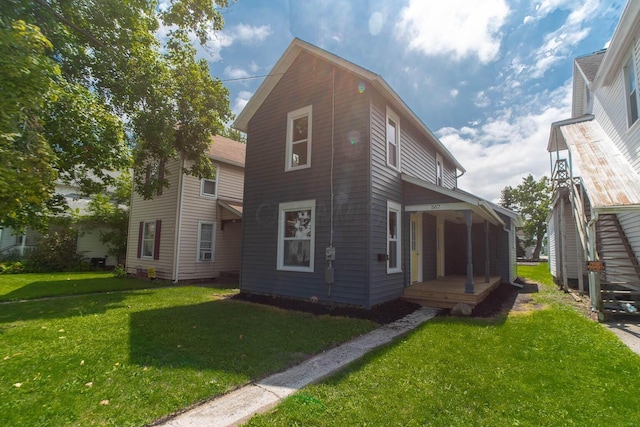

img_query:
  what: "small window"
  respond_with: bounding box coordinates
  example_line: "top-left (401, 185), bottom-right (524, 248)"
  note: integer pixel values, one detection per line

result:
top-left (142, 221), bottom-right (156, 258)
top-left (625, 57), bottom-right (639, 126)
top-left (286, 106), bottom-right (312, 171)
top-left (197, 221), bottom-right (216, 262)
top-left (201, 178), bottom-right (217, 198)
top-left (277, 200), bottom-right (315, 272)
top-left (436, 153), bottom-right (443, 186)
top-left (386, 107), bottom-right (401, 170)
top-left (387, 200), bottom-right (402, 273)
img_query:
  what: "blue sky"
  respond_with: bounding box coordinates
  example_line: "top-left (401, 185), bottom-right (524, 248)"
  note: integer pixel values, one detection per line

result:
top-left (195, 0), bottom-right (626, 201)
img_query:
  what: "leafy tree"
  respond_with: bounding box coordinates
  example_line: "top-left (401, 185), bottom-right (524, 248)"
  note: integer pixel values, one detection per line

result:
top-left (221, 126), bottom-right (247, 143)
top-left (82, 173), bottom-right (132, 261)
top-left (1, 0), bottom-right (233, 230)
top-left (500, 175), bottom-right (551, 260)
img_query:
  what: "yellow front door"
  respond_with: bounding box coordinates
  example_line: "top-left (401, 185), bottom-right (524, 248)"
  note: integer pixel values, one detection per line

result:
top-left (410, 213), bottom-right (422, 283)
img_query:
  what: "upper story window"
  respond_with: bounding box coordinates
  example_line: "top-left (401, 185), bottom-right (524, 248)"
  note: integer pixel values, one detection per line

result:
top-left (200, 166), bottom-right (218, 198)
top-left (386, 107), bottom-right (401, 170)
top-left (624, 57), bottom-right (639, 126)
top-left (277, 200), bottom-right (315, 272)
top-left (286, 105), bottom-right (312, 171)
top-left (435, 153), bottom-right (443, 186)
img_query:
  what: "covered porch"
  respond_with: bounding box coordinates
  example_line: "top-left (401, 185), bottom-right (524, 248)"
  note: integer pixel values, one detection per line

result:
top-left (403, 275), bottom-right (502, 308)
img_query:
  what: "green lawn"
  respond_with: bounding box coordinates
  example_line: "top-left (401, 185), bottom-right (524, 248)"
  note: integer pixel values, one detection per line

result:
top-left (247, 264), bottom-right (640, 426)
top-left (0, 272), bottom-right (161, 301)
top-left (0, 284), bottom-right (376, 426)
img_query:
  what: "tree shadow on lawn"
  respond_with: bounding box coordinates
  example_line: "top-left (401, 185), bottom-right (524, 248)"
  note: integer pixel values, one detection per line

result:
top-left (129, 299), bottom-right (357, 377)
top-left (0, 291), bottom-right (152, 327)
top-left (0, 277), bottom-right (157, 302)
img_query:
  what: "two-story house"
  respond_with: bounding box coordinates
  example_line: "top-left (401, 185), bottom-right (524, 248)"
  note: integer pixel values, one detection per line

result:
top-left (547, 0), bottom-right (640, 319)
top-left (125, 135), bottom-right (245, 282)
top-left (233, 38), bottom-right (519, 310)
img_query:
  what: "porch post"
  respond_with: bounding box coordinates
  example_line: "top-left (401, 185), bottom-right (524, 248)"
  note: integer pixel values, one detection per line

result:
top-left (485, 220), bottom-right (490, 283)
top-left (464, 210), bottom-right (474, 293)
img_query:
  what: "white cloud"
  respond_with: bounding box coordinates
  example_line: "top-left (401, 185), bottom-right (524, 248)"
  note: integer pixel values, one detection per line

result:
top-left (450, 89), bottom-right (459, 98)
top-left (394, 0), bottom-right (510, 64)
top-left (224, 66), bottom-right (251, 80)
top-left (232, 24), bottom-right (272, 44)
top-left (437, 83), bottom-right (572, 201)
top-left (232, 91), bottom-right (253, 116)
top-left (200, 24), bottom-right (272, 62)
top-left (474, 91), bottom-right (491, 108)
top-left (529, 27), bottom-right (590, 78)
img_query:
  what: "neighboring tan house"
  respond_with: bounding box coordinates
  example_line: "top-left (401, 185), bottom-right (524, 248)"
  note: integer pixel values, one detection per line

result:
top-left (547, 0), bottom-right (640, 318)
top-left (125, 135), bottom-right (245, 282)
top-left (233, 38), bottom-right (519, 310)
top-left (0, 181), bottom-right (121, 267)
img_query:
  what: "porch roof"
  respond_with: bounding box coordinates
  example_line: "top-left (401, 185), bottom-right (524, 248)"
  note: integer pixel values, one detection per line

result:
top-left (548, 119), bottom-right (640, 211)
top-left (401, 174), bottom-right (517, 227)
top-left (218, 199), bottom-right (243, 218)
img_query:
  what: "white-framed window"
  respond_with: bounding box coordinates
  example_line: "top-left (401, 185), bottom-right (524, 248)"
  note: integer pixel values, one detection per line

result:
top-left (435, 153), bottom-right (443, 186)
top-left (386, 107), bottom-right (401, 170)
top-left (142, 221), bottom-right (156, 258)
top-left (277, 200), bottom-right (315, 272)
top-left (387, 200), bottom-right (402, 273)
top-left (286, 105), bottom-right (312, 171)
top-left (200, 172), bottom-right (218, 198)
top-left (625, 57), bottom-right (639, 127)
top-left (197, 221), bottom-right (216, 262)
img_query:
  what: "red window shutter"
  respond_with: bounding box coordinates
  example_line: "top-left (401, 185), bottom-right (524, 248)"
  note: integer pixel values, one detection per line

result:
top-left (137, 221), bottom-right (143, 258)
top-left (153, 219), bottom-right (161, 260)
top-left (157, 159), bottom-right (165, 196)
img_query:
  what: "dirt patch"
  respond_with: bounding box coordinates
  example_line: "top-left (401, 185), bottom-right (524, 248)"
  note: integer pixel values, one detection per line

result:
top-left (232, 292), bottom-right (423, 325)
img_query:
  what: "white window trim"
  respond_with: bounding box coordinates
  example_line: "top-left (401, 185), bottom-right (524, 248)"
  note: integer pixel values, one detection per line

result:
top-left (200, 167), bottom-right (219, 198)
top-left (386, 106), bottom-right (401, 171)
top-left (285, 105), bottom-right (312, 171)
top-left (624, 55), bottom-right (640, 128)
top-left (277, 200), bottom-right (316, 272)
top-left (435, 153), bottom-right (443, 186)
top-left (387, 200), bottom-right (402, 274)
top-left (142, 220), bottom-right (155, 259)
top-left (196, 220), bottom-right (216, 262)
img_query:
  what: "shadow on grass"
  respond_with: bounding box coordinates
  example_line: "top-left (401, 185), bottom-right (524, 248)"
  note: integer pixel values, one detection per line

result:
top-left (0, 277), bottom-right (156, 302)
top-left (0, 291), bottom-right (151, 326)
top-left (129, 299), bottom-right (354, 377)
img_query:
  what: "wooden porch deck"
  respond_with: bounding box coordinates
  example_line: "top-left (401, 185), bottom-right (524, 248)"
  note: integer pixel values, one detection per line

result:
top-left (403, 276), bottom-right (502, 309)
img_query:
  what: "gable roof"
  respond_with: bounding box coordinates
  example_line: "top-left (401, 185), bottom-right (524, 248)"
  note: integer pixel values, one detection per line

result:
top-left (575, 50), bottom-right (606, 83)
top-left (233, 38), bottom-right (465, 174)
top-left (208, 135), bottom-right (246, 168)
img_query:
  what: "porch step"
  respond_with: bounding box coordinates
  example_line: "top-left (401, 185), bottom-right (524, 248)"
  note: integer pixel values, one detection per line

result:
top-left (403, 276), bottom-right (502, 309)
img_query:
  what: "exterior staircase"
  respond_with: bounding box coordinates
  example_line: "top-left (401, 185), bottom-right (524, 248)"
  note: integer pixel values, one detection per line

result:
top-left (596, 213), bottom-right (640, 315)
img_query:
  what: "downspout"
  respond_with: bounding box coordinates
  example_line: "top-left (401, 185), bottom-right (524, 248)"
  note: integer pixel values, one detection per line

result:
top-left (173, 159), bottom-right (186, 283)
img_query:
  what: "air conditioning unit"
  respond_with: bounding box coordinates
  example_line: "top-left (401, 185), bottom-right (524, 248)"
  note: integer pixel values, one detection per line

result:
top-left (201, 251), bottom-right (212, 260)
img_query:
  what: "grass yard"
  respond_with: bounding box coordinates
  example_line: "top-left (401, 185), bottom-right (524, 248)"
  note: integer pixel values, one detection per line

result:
top-left (0, 272), bottom-right (162, 301)
top-left (247, 264), bottom-right (640, 426)
top-left (0, 284), bottom-right (376, 426)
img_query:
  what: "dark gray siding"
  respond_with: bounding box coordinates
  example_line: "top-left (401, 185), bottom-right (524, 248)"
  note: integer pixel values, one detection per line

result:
top-left (241, 52), bottom-right (371, 306)
top-left (369, 97), bottom-right (405, 306)
top-left (496, 218), bottom-right (512, 281)
top-left (400, 119), bottom-right (458, 189)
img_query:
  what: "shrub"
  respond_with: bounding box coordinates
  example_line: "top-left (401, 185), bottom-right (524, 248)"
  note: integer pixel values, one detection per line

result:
top-left (0, 261), bottom-right (26, 274)
top-left (27, 228), bottom-right (87, 272)
top-left (112, 264), bottom-right (126, 278)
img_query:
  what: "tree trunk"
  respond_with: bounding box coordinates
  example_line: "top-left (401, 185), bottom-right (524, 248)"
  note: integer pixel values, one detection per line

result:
top-left (532, 231), bottom-right (544, 260)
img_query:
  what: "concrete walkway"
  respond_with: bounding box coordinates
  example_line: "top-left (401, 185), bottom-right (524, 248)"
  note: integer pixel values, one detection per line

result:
top-left (156, 307), bottom-right (439, 427)
top-left (604, 319), bottom-right (640, 356)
